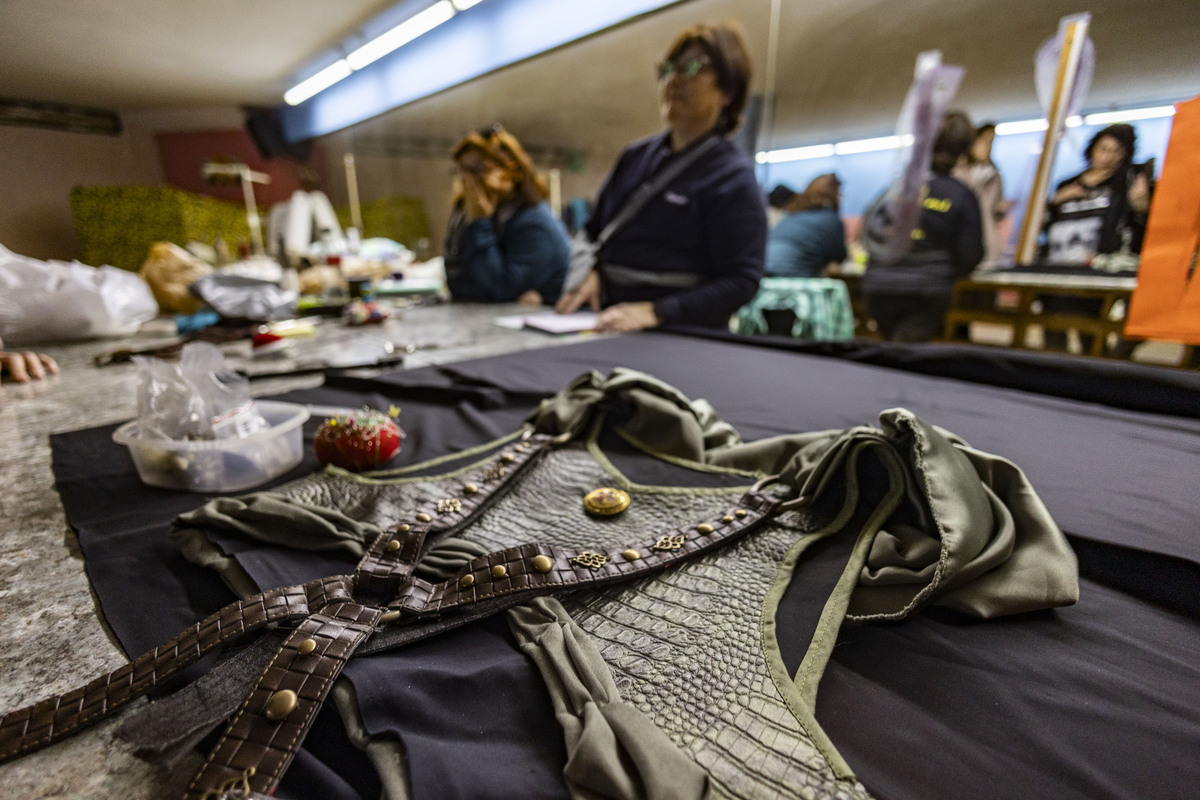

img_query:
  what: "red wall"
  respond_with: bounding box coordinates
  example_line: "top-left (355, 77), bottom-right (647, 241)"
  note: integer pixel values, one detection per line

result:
top-left (155, 129), bottom-right (316, 207)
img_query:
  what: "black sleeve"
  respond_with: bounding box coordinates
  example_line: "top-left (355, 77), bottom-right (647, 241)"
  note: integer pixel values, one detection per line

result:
top-left (949, 182), bottom-right (985, 276)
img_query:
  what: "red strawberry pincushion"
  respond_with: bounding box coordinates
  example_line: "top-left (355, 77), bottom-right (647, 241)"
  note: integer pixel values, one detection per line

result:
top-left (314, 407), bottom-right (404, 471)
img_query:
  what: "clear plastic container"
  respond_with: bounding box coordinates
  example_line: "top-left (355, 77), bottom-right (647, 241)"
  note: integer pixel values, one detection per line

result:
top-left (113, 401), bottom-right (310, 492)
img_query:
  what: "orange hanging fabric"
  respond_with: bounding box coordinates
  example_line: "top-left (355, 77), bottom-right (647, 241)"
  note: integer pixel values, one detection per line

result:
top-left (1126, 96), bottom-right (1200, 343)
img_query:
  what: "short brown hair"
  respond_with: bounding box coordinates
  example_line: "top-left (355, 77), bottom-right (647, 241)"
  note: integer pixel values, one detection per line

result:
top-left (452, 124), bottom-right (548, 206)
top-left (663, 21), bottom-right (753, 135)
top-left (931, 110), bottom-right (973, 175)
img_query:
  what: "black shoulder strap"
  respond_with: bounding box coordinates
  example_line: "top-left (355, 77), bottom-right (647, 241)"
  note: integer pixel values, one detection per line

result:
top-left (594, 134), bottom-right (721, 251)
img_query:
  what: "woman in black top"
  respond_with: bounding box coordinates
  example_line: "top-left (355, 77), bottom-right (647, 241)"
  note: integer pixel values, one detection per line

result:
top-left (862, 111), bottom-right (984, 342)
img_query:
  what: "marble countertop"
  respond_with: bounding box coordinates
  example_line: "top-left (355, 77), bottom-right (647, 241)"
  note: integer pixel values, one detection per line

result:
top-left (0, 301), bottom-right (595, 798)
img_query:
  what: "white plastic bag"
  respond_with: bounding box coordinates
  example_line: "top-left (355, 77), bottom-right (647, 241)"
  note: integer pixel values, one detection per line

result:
top-left (0, 244), bottom-right (158, 343)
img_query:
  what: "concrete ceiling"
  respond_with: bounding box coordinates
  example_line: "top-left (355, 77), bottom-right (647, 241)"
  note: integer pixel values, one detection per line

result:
top-left (2, 0), bottom-right (1196, 154)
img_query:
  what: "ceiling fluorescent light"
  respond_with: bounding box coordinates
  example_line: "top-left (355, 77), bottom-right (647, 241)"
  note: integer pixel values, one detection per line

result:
top-left (995, 118), bottom-right (1048, 136)
top-left (284, 59), bottom-right (352, 106)
top-left (757, 143), bottom-right (836, 164)
top-left (1084, 105), bottom-right (1176, 125)
top-left (834, 136), bottom-right (902, 155)
top-left (451, 0), bottom-right (483, 9)
top-left (347, 0), bottom-right (456, 71)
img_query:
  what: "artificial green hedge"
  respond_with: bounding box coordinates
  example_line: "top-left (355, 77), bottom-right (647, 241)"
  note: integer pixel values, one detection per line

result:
top-left (335, 195), bottom-right (430, 251)
top-left (71, 185), bottom-right (252, 271)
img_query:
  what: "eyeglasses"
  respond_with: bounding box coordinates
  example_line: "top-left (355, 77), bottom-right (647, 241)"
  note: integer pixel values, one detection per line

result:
top-left (655, 55), bottom-right (712, 82)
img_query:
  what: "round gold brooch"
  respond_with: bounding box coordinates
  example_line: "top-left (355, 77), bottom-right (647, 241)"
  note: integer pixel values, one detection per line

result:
top-left (583, 487), bottom-right (631, 516)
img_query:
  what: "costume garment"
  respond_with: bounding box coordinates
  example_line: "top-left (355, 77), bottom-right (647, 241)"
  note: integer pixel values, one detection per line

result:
top-left (863, 174), bottom-right (983, 341)
top-left (765, 208), bottom-right (847, 278)
top-left (444, 199), bottom-right (569, 304)
top-left (1042, 168), bottom-right (1146, 265)
top-left (585, 133), bottom-right (767, 326)
top-left (0, 370), bottom-right (1076, 799)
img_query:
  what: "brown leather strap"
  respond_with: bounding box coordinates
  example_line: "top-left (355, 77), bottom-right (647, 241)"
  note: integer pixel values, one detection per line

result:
top-left (379, 491), bottom-right (777, 623)
top-left (183, 601), bottom-right (383, 799)
top-left (353, 434), bottom-right (552, 596)
top-left (0, 581), bottom-right (326, 763)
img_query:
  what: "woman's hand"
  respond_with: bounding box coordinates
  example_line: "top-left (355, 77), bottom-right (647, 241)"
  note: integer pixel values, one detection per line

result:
top-left (0, 337), bottom-right (58, 385)
top-left (517, 290), bottom-right (544, 307)
top-left (461, 173), bottom-right (497, 220)
top-left (596, 302), bottom-right (659, 333)
top-left (1127, 172), bottom-right (1151, 215)
top-left (1052, 182), bottom-right (1087, 205)
top-left (555, 270), bottom-right (602, 314)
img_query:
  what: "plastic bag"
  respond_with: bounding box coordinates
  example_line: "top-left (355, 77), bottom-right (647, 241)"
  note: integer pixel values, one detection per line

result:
top-left (133, 342), bottom-right (267, 441)
top-left (0, 244), bottom-right (158, 343)
top-left (190, 273), bottom-right (298, 321)
top-left (139, 242), bottom-right (213, 314)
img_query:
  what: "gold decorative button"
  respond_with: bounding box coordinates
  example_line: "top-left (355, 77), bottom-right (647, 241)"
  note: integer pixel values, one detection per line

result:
top-left (571, 551), bottom-right (611, 569)
top-left (697, 523), bottom-right (715, 535)
top-left (500, 452), bottom-right (515, 463)
top-left (438, 498), bottom-right (463, 514)
top-left (379, 610), bottom-right (401, 624)
top-left (463, 483), bottom-right (479, 494)
top-left (265, 690), bottom-right (299, 721)
top-left (297, 638), bottom-right (317, 655)
top-left (397, 523), bottom-right (411, 533)
top-left (460, 574), bottom-right (475, 588)
top-left (491, 565), bottom-right (508, 579)
top-left (386, 539), bottom-right (401, 552)
top-left (416, 512), bottom-right (433, 523)
top-left (532, 555), bottom-right (554, 573)
top-left (721, 515), bottom-right (734, 523)
top-left (583, 487), bottom-right (631, 516)
top-left (653, 535), bottom-right (686, 551)
top-left (622, 549), bottom-right (641, 561)
top-left (735, 509), bottom-right (747, 518)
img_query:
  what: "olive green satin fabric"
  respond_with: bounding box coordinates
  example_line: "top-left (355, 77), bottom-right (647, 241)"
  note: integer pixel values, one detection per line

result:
top-left (508, 598), bottom-right (709, 800)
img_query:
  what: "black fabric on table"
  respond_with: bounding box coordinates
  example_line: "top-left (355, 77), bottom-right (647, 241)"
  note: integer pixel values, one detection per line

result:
top-left (50, 331), bottom-right (1200, 800)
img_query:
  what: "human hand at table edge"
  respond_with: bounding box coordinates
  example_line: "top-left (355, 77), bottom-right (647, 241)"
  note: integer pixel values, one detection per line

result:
top-left (596, 302), bottom-right (659, 333)
top-left (0, 336), bottom-right (58, 385)
top-left (555, 270), bottom-right (602, 314)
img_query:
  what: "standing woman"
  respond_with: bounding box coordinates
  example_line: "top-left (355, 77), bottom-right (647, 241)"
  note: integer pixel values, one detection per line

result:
top-left (444, 125), bottom-right (570, 306)
top-left (953, 123), bottom-right (1008, 267)
top-left (862, 111), bottom-right (984, 342)
top-left (556, 21), bottom-right (767, 331)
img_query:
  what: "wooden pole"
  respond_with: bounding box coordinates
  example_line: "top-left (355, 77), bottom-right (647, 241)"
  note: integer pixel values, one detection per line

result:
top-left (1015, 13), bottom-right (1091, 265)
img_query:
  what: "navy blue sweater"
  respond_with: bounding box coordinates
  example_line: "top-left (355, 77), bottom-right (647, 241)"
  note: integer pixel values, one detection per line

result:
top-left (445, 201), bottom-right (569, 304)
top-left (585, 133), bottom-right (767, 327)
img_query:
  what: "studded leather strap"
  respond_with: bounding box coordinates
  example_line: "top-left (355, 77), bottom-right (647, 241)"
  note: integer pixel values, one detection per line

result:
top-left (0, 580), bottom-right (335, 762)
top-left (183, 601), bottom-right (383, 800)
top-left (354, 435), bottom-right (551, 597)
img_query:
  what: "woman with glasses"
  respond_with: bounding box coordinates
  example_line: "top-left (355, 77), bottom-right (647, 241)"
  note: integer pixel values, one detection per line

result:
top-left (555, 21), bottom-right (766, 331)
top-left (444, 125), bottom-right (570, 306)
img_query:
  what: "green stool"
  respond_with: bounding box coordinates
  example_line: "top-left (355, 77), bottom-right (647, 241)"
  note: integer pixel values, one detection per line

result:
top-left (736, 277), bottom-right (855, 340)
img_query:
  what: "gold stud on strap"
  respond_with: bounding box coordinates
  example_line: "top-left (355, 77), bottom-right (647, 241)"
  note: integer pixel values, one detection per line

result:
top-left (379, 610), bottom-right (401, 624)
top-left (697, 523), bottom-right (714, 535)
top-left (500, 452), bottom-right (515, 463)
top-left (622, 549), bottom-right (642, 561)
top-left (491, 565), bottom-right (508, 579)
top-left (416, 512), bottom-right (433, 523)
top-left (532, 555), bottom-right (554, 573)
top-left (734, 509), bottom-right (747, 518)
top-left (397, 523), bottom-right (411, 533)
top-left (721, 515), bottom-right (734, 523)
top-left (460, 574), bottom-right (475, 588)
top-left (463, 483), bottom-right (479, 494)
top-left (296, 638), bottom-right (317, 655)
top-left (583, 487), bottom-right (631, 516)
top-left (264, 689), bottom-right (299, 721)
top-left (386, 539), bottom-right (401, 553)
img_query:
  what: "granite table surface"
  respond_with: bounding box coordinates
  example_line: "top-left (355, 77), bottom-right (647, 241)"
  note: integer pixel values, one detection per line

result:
top-left (0, 301), bottom-right (597, 798)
